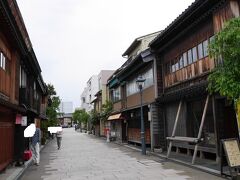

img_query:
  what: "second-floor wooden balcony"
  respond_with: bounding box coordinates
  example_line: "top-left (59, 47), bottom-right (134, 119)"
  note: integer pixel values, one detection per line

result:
top-left (164, 57), bottom-right (215, 88)
top-left (19, 87), bottom-right (40, 113)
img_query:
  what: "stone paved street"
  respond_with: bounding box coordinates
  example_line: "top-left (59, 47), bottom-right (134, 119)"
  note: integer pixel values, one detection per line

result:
top-left (20, 128), bottom-right (224, 180)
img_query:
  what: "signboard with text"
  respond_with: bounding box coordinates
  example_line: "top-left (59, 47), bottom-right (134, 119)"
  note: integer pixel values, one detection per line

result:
top-left (222, 139), bottom-right (240, 167)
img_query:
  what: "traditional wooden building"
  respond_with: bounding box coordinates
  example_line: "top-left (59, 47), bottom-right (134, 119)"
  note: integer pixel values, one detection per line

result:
top-left (150, 0), bottom-right (240, 164)
top-left (0, 0), bottom-right (47, 171)
top-left (107, 32), bottom-right (161, 146)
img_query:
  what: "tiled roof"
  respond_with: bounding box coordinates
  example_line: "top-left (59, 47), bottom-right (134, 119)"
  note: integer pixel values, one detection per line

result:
top-left (150, 0), bottom-right (220, 48)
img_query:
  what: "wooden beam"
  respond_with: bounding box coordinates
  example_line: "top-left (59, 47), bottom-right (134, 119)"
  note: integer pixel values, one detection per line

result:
top-left (192, 95), bottom-right (209, 164)
top-left (167, 100), bottom-right (182, 158)
top-left (212, 95), bottom-right (220, 162)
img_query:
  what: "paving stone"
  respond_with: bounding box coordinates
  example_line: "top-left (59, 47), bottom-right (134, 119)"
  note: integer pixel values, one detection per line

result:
top-left (20, 128), bottom-right (224, 180)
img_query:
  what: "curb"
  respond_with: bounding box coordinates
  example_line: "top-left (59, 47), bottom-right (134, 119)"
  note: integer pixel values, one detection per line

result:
top-left (5, 139), bottom-right (52, 180)
top-left (8, 158), bottom-right (33, 180)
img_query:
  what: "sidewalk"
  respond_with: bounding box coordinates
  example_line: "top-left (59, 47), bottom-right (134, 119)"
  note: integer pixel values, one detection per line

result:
top-left (87, 133), bottom-right (225, 179)
top-left (114, 141), bottom-right (222, 177)
top-left (0, 139), bottom-right (52, 180)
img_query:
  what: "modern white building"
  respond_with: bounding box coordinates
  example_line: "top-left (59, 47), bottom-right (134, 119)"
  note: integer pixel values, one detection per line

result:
top-left (80, 71), bottom-right (115, 113)
top-left (80, 87), bottom-right (88, 111)
top-left (58, 102), bottom-right (73, 127)
top-left (80, 75), bottom-right (99, 112)
top-left (59, 102), bottom-right (73, 114)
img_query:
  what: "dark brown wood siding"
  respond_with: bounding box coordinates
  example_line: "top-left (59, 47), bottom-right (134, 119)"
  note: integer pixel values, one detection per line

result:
top-left (128, 128), bottom-right (150, 144)
top-left (162, 19), bottom-right (214, 88)
top-left (0, 111), bottom-right (14, 171)
top-left (126, 86), bottom-right (155, 108)
top-left (213, 1), bottom-right (240, 33)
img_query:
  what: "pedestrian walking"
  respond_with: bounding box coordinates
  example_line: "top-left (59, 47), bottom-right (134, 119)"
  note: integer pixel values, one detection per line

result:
top-left (31, 119), bottom-right (41, 166)
top-left (56, 128), bottom-right (63, 150)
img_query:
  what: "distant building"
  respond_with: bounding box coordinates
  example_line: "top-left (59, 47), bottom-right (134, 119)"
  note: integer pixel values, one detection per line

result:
top-left (80, 88), bottom-right (88, 111)
top-left (58, 113), bottom-right (73, 127)
top-left (92, 70), bottom-right (115, 136)
top-left (59, 102), bottom-right (73, 114)
top-left (80, 75), bottom-right (98, 112)
top-left (58, 102), bottom-right (73, 127)
top-left (98, 70), bottom-right (115, 104)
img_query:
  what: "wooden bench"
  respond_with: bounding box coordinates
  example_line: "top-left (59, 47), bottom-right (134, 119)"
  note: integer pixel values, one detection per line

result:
top-left (167, 96), bottom-right (211, 164)
top-left (171, 141), bottom-right (216, 160)
top-left (167, 136), bottom-right (202, 143)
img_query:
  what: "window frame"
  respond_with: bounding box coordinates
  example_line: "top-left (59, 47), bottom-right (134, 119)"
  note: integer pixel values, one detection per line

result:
top-left (197, 42), bottom-right (204, 60)
top-left (187, 49), bottom-right (193, 64)
top-left (192, 46), bottom-right (198, 62)
top-left (0, 52), bottom-right (6, 70)
top-left (183, 52), bottom-right (188, 67)
top-left (179, 55), bottom-right (183, 69)
top-left (203, 39), bottom-right (209, 57)
top-left (111, 86), bottom-right (121, 102)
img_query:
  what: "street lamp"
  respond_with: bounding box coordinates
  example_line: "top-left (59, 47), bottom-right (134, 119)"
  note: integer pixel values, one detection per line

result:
top-left (136, 76), bottom-right (146, 155)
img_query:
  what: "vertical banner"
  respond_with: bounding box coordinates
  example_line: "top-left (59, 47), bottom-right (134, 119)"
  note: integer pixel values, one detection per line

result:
top-left (15, 114), bottom-right (22, 124)
top-left (148, 111), bottom-right (152, 121)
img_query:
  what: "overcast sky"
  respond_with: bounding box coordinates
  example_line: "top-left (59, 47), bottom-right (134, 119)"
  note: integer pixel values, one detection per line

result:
top-left (17, 0), bottom-right (195, 108)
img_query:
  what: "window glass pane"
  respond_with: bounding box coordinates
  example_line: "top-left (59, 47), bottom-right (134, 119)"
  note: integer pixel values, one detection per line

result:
top-left (179, 56), bottom-right (183, 69)
top-left (183, 52), bottom-right (188, 67)
top-left (203, 40), bottom-right (209, 57)
top-left (126, 68), bottom-right (153, 96)
top-left (112, 86), bottom-right (121, 101)
top-left (19, 66), bottom-right (22, 87)
top-left (210, 35), bottom-right (215, 43)
top-left (188, 49), bottom-right (193, 64)
top-left (20, 67), bottom-right (27, 88)
top-left (23, 70), bottom-right (27, 87)
top-left (127, 79), bottom-right (137, 96)
top-left (2, 56), bottom-right (5, 70)
top-left (192, 47), bottom-right (197, 62)
top-left (0, 53), bottom-right (2, 68)
top-left (171, 64), bottom-right (175, 72)
top-left (198, 43), bottom-right (203, 59)
top-left (175, 61), bottom-right (179, 71)
top-left (144, 68), bottom-right (153, 88)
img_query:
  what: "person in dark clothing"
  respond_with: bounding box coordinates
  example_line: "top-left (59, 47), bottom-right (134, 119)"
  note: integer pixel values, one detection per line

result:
top-left (56, 127), bottom-right (63, 150)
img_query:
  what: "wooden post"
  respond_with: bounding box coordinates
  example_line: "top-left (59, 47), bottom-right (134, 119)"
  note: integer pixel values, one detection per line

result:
top-left (212, 95), bottom-right (220, 163)
top-left (167, 100), bottom-right (182, 158)
top-left (172, 100), bottom-right (183, 137)
top-left (192, 95), bottom-right (209, 164)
